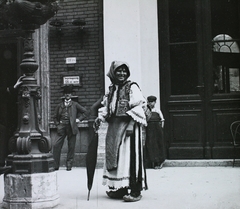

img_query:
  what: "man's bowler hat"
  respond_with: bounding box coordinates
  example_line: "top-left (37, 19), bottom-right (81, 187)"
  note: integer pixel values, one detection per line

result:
top-left (61, 85), bottom-right (75, 94)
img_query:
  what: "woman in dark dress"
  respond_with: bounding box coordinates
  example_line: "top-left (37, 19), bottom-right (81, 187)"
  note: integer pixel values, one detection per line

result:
top-left (145, 95), bottom-right (165, 169)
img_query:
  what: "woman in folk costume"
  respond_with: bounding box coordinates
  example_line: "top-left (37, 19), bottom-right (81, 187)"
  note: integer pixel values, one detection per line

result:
top-left (94, 61), bottom-right (148, 202)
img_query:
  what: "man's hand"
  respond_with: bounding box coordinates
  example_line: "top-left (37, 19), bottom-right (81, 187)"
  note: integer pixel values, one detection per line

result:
top-left (76, 118), bottom-right (80, 123)
top-left (93, 117), bottom-right (102, 132)
top-left (14, 75), bottom-right (26, 89)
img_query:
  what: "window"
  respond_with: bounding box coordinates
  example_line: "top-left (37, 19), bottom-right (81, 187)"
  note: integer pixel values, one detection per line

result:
top-left (169, 0), bottom-right (198, 95)
top-left (211, 0), bottom-right (240, 93)
top-left (212, 34), bottom-right (240, 93)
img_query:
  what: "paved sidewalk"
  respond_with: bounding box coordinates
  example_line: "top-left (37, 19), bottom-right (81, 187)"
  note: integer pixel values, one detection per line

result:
top-left (1, 161), bottom-right (240, 209)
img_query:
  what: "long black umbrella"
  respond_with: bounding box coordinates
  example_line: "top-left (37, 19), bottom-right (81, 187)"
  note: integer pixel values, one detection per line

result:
top-left (86, 123), bottom-right (99, 200)
top-left (86, 97), bottom-right (103, 200)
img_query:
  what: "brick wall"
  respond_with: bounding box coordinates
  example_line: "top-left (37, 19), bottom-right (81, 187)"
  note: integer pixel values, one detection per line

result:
top-left (49, 0), bottom-right (104, 120)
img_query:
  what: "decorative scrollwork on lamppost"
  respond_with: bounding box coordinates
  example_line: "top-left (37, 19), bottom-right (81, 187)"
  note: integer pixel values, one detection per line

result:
top-left (0, 0), bottom-right (59, 173)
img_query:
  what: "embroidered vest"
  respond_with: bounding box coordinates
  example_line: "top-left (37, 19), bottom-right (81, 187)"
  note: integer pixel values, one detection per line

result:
top-left (107, 81), bottom-right (138, 118)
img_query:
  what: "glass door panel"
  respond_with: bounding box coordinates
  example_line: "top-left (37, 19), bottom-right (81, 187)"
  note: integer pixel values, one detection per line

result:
top-left (211, 0), bottom-right (240, 94)
top-left (170, 44), bottom-right (198, 95)
top-left (169, 0), bottom-right (198, 96)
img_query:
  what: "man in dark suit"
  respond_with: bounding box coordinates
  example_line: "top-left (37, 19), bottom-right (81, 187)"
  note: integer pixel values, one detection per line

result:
top-left (53, 85), bottom-right (88, 171)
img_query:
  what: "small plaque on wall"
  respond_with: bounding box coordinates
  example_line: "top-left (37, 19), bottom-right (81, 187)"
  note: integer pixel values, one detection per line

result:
top-left (63, 76), bottom-right (81, 86)
top-left (66, 57), bottom-right (76, 64)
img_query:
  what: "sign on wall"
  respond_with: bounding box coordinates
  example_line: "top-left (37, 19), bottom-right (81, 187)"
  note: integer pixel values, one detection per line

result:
top-left (62, 75), bottom-right (81, 86)
top-left (66, 57), bottom-right (76, 64)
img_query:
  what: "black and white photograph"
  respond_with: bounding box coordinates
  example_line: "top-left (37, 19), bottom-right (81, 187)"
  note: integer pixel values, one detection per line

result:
top-left (0, 0), bottom-right (240, 208)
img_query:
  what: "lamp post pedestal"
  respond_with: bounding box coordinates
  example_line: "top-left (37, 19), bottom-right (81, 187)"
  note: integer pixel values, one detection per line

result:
top-left (3, 172), bottom-right (58, 209)
top-left (0, 1), bottom-right (60, 208)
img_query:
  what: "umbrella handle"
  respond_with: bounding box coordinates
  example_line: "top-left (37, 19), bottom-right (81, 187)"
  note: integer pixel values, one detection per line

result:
top-left (93, 122), bottom-right (99, 133)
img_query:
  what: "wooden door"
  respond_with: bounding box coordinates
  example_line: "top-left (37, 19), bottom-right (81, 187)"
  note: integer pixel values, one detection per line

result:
top-left (159, 0), bottom-right (240, 159)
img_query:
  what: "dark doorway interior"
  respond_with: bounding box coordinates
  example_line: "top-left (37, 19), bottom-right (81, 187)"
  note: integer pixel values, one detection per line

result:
top-left (0, 43), bottom-right (18, 166)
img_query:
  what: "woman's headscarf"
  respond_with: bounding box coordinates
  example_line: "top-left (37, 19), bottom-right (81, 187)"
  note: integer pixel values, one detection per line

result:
top-left (107, 61), bottom-right (130, 84)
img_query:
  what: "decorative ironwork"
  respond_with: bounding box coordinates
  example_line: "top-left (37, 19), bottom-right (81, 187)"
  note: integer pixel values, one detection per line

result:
top-left (16, 136), bottom-right (31, 154)
top-left (21, 86), bottom-right (30, 107)
top-left (39, 136), bottom-right (51, 153)
top-left (0, 0), bottom-right (59, 30)
top-left (36, 86), bottom-right (42, 99)
top-left (22, 113), bottom-right (30, 124)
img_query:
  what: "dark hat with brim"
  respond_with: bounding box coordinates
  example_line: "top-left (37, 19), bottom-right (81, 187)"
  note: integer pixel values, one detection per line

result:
top-left (147, 95), bottom-right (157, 102)
top-left (61, 85), bottom-right (75, 94)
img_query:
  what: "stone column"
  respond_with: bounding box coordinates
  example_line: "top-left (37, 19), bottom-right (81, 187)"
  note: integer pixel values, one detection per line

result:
top-left (34, 23), bottom-right (51, 136)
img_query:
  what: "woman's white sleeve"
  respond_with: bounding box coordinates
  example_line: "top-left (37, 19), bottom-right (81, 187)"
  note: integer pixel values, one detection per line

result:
top-left (126, 84), bottom-right (147, 126)
top-left (98, 94), bottom-right (108, 122)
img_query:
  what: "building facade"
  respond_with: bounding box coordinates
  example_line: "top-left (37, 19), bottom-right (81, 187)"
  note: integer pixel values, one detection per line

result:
top-left (0, 0), bottom-right (239, 167)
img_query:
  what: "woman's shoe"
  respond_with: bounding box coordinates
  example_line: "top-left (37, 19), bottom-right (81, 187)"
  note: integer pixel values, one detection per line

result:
top-left (123, 194), bottom-right (142, 202)
top-left (155, 161), bottom-right (165, 169)
top-left (106, 188), bottom-right (128, 199)
top-left (158, 162), bottom-right (164, 169)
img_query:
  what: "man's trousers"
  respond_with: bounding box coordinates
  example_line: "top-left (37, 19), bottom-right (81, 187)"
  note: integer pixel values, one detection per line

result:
top-left (53, 123), bottom-right (77, 169)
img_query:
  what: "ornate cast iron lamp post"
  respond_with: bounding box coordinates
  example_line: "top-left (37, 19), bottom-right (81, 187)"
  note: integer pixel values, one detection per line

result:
top-left (0, 0), bottom-right (60, 208)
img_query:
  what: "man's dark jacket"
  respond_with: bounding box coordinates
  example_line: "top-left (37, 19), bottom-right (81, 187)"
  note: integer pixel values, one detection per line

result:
top-left (54, 101), bottom-right (87, 135)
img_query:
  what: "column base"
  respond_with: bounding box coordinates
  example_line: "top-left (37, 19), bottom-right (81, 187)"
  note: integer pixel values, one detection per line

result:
top-left (6, 153), bottom-right (55, 174)
top-left (3, 172), bottom-right (59, 209)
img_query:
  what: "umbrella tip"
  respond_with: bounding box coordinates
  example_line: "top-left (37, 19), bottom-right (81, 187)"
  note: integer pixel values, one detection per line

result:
top-left (87, 190), bottom-right (90, 201)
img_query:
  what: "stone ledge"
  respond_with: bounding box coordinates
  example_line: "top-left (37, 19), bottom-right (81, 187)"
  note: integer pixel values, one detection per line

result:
top-left (164, 159), bottom-right (239, 167)
top-left (49, 120), bottom-right (89, 129)
top-left (94, 160), bottom-right (240, 169)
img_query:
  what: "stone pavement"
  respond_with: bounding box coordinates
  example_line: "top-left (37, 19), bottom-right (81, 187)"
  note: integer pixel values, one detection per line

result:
top-left (0, 160), bottom-right (240, 209)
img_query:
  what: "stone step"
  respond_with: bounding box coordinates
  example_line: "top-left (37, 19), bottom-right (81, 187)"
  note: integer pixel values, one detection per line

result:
top-left (164, 159), bottom-right (239, 167)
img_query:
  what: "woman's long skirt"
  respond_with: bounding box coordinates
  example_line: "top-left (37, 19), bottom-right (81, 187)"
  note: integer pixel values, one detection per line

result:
top-left (102, 117), bottom-right (147, 191)
top-left (145, 121), bottom-right (165, 165)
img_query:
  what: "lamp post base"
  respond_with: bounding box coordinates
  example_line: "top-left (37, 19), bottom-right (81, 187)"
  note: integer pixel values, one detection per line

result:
top-left (6, 153), bottom-right (55, 174)
top-left (3, 172), bottom-right (59, 209)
